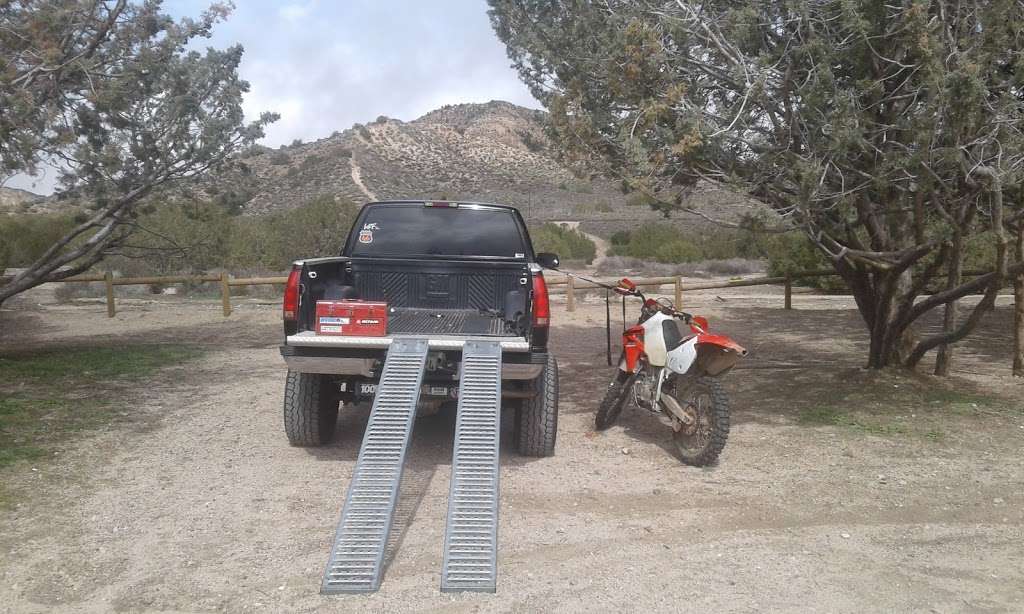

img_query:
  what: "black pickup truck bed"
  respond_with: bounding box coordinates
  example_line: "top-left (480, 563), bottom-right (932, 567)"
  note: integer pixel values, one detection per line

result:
top-left (278, 200), bottom-right (558, 458)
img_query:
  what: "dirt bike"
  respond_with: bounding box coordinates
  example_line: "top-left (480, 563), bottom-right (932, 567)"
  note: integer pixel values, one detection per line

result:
top-left (595, 278), bottom-right (747, 466)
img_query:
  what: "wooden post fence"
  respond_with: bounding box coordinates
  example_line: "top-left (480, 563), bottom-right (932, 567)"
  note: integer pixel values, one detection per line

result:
top-left (220, 272), bottom-right (232, 317)
top-left (566, 275), bottom-right (576, 312)
top-left (104, 271), bottom-right (115, 318)
top-left (784, 275), bottom-right (793, 310)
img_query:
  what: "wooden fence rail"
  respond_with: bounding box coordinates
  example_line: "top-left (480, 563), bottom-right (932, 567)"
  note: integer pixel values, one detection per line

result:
top-left (0, 272), bottom-right (290, 317)
top-left (0, 267), bottom-right (1007, 317)
top-left (545, 270), bottom-right (839, 313)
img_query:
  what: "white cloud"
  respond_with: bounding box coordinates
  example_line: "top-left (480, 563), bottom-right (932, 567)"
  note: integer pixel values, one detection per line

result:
top-left (277, 0), bottom-right (318, 22)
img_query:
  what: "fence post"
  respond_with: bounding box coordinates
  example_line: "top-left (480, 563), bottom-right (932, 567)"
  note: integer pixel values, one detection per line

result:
top-left (675, 277), bottom-right (682, 307)
top-left (567, 275), bottom-right (576, 312)
top-left (784, 274), bottom-right (793, 310)
top-left (104, 271), bottom-right (115, 318)
top-left (220, 272), bottom-right (232, 317)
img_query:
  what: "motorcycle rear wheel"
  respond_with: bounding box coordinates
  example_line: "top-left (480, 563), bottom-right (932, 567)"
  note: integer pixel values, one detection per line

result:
top-left (664, 376), bottom-right (729, 466)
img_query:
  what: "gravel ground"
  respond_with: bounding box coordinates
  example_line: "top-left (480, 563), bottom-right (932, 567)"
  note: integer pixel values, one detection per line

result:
top-left (1, 288), bottom-right (1023, 613)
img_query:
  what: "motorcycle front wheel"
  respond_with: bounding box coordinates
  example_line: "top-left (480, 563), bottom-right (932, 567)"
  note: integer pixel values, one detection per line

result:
top-left (595, 369), bottom-right (632, 430)
top-left (663, 376), bottom-right (730, 466)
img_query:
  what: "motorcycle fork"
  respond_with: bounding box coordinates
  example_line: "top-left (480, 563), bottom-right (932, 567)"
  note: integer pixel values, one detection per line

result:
top-left (653, 367), bottom-right (668, 408)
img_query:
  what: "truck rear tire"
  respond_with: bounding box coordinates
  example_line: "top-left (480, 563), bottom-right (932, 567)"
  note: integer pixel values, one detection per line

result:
top-left (515, 354), bottom-right (558, 457)
top-left (283, 371), bottom-right (338, 446)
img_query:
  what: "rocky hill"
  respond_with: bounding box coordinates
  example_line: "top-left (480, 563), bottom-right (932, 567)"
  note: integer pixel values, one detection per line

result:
top-left (205, 100), bottom-right (636, 221)
top-left (5, 101), bottom-right (766, 229)
top-left (0, 186), bottom-right (46, 214)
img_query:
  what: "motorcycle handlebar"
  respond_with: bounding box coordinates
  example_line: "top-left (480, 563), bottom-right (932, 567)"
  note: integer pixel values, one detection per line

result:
top-left (608, 279), bottom-right (694, 325)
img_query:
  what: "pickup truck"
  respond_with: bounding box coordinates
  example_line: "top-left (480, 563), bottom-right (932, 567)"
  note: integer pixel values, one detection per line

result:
top-left (279, 200), bottom-right (560, 456)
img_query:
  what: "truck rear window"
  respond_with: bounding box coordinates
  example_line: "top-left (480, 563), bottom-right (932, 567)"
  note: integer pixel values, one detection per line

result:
top-left (347, 205), bottom-right (529, 258)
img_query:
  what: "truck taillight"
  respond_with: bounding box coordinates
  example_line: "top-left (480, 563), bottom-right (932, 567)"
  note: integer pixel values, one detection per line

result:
top-left (532, 272), bottom-right (550, 327)
top-left (283, 265), bottom-right (301, 321)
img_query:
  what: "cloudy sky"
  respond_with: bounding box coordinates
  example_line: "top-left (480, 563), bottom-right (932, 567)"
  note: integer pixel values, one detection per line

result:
top-left (8, 0), bottom-right (540, 194)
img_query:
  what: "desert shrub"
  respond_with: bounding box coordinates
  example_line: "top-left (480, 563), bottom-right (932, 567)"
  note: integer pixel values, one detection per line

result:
top-left (109, 196), bottom-right (358, 276)
top-left (626, 192), bottom-right (657, 207)
top-left (268, 151), bottom-right (290, 165)
top-left (300, 154), bottom-right (323, 170)
top-left (518, 129), bottom-right (545, 153)
top-left (762, 232), bottom-right (847, 291)
top-left (557, 179), bottom-right (594, 194)
top-left (227, 195), bottom-right (357, 271)
top-left (573, 201), bottom-right (613, 215)
top-left (609, 224), bottom-right (762, 263)
top-left (529, 223), bottom-right (596, 264)
top-left (0, 214), bottom-right (77, 271)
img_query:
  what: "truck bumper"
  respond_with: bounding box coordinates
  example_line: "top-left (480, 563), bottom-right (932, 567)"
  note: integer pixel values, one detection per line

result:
top-left (280, 336), bottom-right (546, 380)
top-left (285, 331), bottom-right (530, 352)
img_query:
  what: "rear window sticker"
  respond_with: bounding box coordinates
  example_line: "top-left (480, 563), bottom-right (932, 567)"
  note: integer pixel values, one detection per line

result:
top-left (359, 230), bottom-right (373, 244)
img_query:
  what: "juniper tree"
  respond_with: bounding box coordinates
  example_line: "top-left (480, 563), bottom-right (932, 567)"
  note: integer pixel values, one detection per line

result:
top-left (0, 1), bottom-right (276, 305)
top-left (490, 0), bottom-right (1024, 370)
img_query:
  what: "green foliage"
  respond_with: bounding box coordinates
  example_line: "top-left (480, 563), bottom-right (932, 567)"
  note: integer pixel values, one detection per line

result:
top-left (0, 1), bottom-right (275, 303)
top-left (762, 232), bottom-right (847, 292)
top-left (573, 201), bottom-right (613, 215)
top-left (269, 151), bottom-right (291, 166)
top-left (0, 214), bottom-right (76, 270)
top-left (625, 192), bottom-right (657, 207)
top-left (300, 154), bottom-right (323, 171)
top-left (557, 179), bottom-right (594, 194)
top-left (609, 224), bottom-right (761, 263)
top-left (529, 223), bottom-right (597, 264)
top-left (518, 129), bottom-right (545, 153)
top-left (118, 195), bottom-right (358, 274)
top-left (489, 0), bottom-right (1024, 368)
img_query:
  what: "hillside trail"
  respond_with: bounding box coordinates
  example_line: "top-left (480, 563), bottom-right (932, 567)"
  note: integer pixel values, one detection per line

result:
top-left (349, 155), bottom-right (377, 201)
top-left (549, 220), bottom-right (609, 273)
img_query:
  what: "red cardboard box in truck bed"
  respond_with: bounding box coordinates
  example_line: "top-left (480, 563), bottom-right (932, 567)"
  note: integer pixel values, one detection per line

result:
top-left (315, 300), bottom-right (389, 336)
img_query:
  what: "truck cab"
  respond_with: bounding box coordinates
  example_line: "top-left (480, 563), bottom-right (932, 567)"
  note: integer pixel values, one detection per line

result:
top-left (279, 200), bottom-right (559, 456)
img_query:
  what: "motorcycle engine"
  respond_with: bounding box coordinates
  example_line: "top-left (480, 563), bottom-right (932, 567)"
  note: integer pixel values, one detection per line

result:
top-left (631, 371), bottom-right (658, 412)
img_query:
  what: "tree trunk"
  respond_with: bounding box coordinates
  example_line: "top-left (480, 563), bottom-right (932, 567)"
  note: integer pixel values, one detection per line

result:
top-left (935, 232), bottom-right (963, 376)
top-left (863, 268), bottom-right (916, 369)
top-left (1014, 224), bottom-right (1024, 377)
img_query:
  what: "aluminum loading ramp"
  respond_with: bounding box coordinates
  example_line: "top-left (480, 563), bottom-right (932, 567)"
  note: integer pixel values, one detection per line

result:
top-left (321, 338), bottom-right (428, 594)
top-left (320, 338), bottom-right (504, 594)
top-left (441, 341), bottom-right (502, 592)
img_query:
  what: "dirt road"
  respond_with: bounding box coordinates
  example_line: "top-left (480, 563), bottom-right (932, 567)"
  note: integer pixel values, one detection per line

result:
top-left (1, 291), bottom-right (1023, 613)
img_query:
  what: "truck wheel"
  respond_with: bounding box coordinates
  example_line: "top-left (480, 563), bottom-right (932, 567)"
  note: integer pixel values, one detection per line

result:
top-left (516, 354), bottom-right (558, 457)
top-left (283, 371), bottom-right (338, 446)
